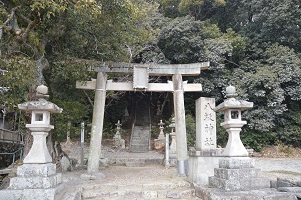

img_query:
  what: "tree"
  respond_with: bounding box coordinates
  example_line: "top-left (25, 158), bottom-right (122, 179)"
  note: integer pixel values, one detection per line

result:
top-left (231, 44), bottom-right (301, 148)
top-left (178, 0), bottom-right (225, 20)
top-left (0, 0), bottom-right (157, 158)
top-left (215, 0), bottom-right (301, 52)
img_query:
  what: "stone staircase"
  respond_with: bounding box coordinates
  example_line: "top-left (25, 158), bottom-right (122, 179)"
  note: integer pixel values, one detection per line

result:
top-left (130, 125), bottom-right (150, 153)
top-left (81, 180), bottom-right (196, 200)
top-left (130, 96), bottom-right (151, 153)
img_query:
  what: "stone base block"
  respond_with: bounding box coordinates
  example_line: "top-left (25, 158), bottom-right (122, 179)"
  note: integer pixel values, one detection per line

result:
top-left (0, 182), bottom-right (65, 200)
top-left (189, 149), bottom-right (224, 157)
top-left (17, 163), bottom-right (56, 177)
top-left (154, 139), bottom-right (165, 149)
top-left (219, 157), bottom-right (255, 169)
top-left (214, 168), bottom-right (260, 180)
top-left (188, 156), bottom-right (221, 185)
top-left (209, 176), bottom-right (270, 191)
top-left (168, 159), bottom-right (177, 167)
top-left (195, 185), bottom-right (298, 200)
top-left (9, 173), bottom-right (62, 189)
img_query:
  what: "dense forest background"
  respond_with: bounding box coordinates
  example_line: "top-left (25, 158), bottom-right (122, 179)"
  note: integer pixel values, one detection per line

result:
top-left (1, 0), bottom-right (301, 151)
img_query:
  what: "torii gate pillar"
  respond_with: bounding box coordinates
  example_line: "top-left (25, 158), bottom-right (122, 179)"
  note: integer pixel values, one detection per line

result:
top-left (173, 74), bottom-right (188, 176)
top-left (87, 72), bottom-right (107, 174)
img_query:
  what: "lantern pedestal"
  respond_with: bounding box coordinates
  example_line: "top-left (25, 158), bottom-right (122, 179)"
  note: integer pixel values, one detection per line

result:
top-left (220, 121), bottom-right (248, 157)
top-left (23, 124), bottom-right (54, 164)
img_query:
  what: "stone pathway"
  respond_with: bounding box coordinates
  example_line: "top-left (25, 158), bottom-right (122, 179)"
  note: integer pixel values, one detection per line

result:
top-left (59, 143), bottom-right (301, 200)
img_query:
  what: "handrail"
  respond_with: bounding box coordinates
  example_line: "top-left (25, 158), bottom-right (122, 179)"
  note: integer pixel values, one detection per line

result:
top-left (0, 147), bottom-right (23, 168)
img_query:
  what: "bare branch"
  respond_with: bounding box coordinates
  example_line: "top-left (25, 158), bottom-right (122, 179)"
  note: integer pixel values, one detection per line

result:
top-left (83, 91), bottom-right (94, 107)
top-left (17, 13), bottom-right (32, 23)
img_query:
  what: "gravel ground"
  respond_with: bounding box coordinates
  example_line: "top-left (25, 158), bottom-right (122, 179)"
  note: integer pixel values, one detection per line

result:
top-left (254, 157), bottom-right (301, 181)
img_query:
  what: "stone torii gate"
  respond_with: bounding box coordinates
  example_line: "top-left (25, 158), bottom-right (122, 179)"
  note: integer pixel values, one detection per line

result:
top-left (76, 62), bottom-right (209, 176)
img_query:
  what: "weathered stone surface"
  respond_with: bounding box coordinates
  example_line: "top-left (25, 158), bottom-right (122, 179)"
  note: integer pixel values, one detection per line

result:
top-left (277, 180), bottom-right (296, 188)
top-left (125, 160), bottom-right (146, 167)
top-left (277, 178), bottom-right (299, 187)
top-left (130, 126), bottom-right (150, 153)
top-left (195, 185), bottom-right (298, 200)
top-left (195, 97), bottom-right (216, 151)
top-left (154, 139), bottom-right (165, 150)
top-left (17, 163), bottom-right (56, 177)
top-left (214, 168), bottom-right (260, 180)
top-left (142, 190), bottom-right (157, 199)
top-left (80, 172), bottom-right (105, 180)
top-left (9, 173), bottom-right (62, 189)
top-left (209, 176), bottom-right (270, 191)
top-left (189, 149), bottom-right (224, 157)
top-left (99, 157), bottom-right (109, 168)
top-left (278, 187), bottom-right (301, 193)
top-left (166, 189), bottom-right (193, 199)
top-left (219, 157), bottom-right (255, 169)
top-left (145, 158), bottom-right (163, 165)
top-left (0, 182), bottom-right (65, 200)
top-left (188, 155), bottom-right (221, 185)
top-left (60, 156), bottom-right (71, 172)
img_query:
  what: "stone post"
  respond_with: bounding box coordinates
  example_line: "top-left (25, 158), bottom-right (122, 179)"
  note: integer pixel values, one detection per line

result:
top-left (165, 132), bottom-right (170, 168)
top-left (195, 97), bottom-right (216, 151)
top-left (188, 97), bottom-right (220, 185)
top-left (80, 121), bottom-right (85, 168)
top-left (87, 72), bottom-right (107, 175)
top-left (173, 74), bottom-right (188, 176)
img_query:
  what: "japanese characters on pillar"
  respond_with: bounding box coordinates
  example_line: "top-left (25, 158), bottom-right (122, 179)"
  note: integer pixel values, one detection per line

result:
top-left (195, 97), bottom-right (216, 151)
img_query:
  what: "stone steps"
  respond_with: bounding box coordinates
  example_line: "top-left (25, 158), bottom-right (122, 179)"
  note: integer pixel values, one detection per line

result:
top-left (130, 126), bottom-right (150, 153)
top-left (82, 181), bottom-right (196, 200)
top-left (109, 158), bottom-right (163, 166)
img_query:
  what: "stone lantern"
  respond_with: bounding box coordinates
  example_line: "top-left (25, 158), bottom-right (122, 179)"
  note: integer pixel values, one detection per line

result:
top-left (0, 85), bottom-right (64, 200)
top-left (214, 85), bottom-right (253, 157)
top-left (208, 86), bottom-right (270, 192)
top-left (18, 84), bottom-right (63, 163)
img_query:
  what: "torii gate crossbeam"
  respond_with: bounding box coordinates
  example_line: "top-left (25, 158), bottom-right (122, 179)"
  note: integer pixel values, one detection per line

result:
top-left (76, 62), bottom-right (209, 176)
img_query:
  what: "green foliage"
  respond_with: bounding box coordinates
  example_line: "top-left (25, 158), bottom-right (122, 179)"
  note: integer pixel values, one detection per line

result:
top-left (216, 113), bottom-right (228, 147)
top-left (178, 0), bottom-right (225, 20)
top-left (158, 16), bottom-right (206, 63)
top-left (159, 0), bottom-right (181, 18)
top-left (159, 0), bottom-right (226, 20)
top-left (232, 44), bottom-right (301, 132)
top-left (185, 114), bottom-right (196, 147)
top-left (51, 100), bottom-right (89, 141)
top-left (241, 130), bottom-right (274, 151)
